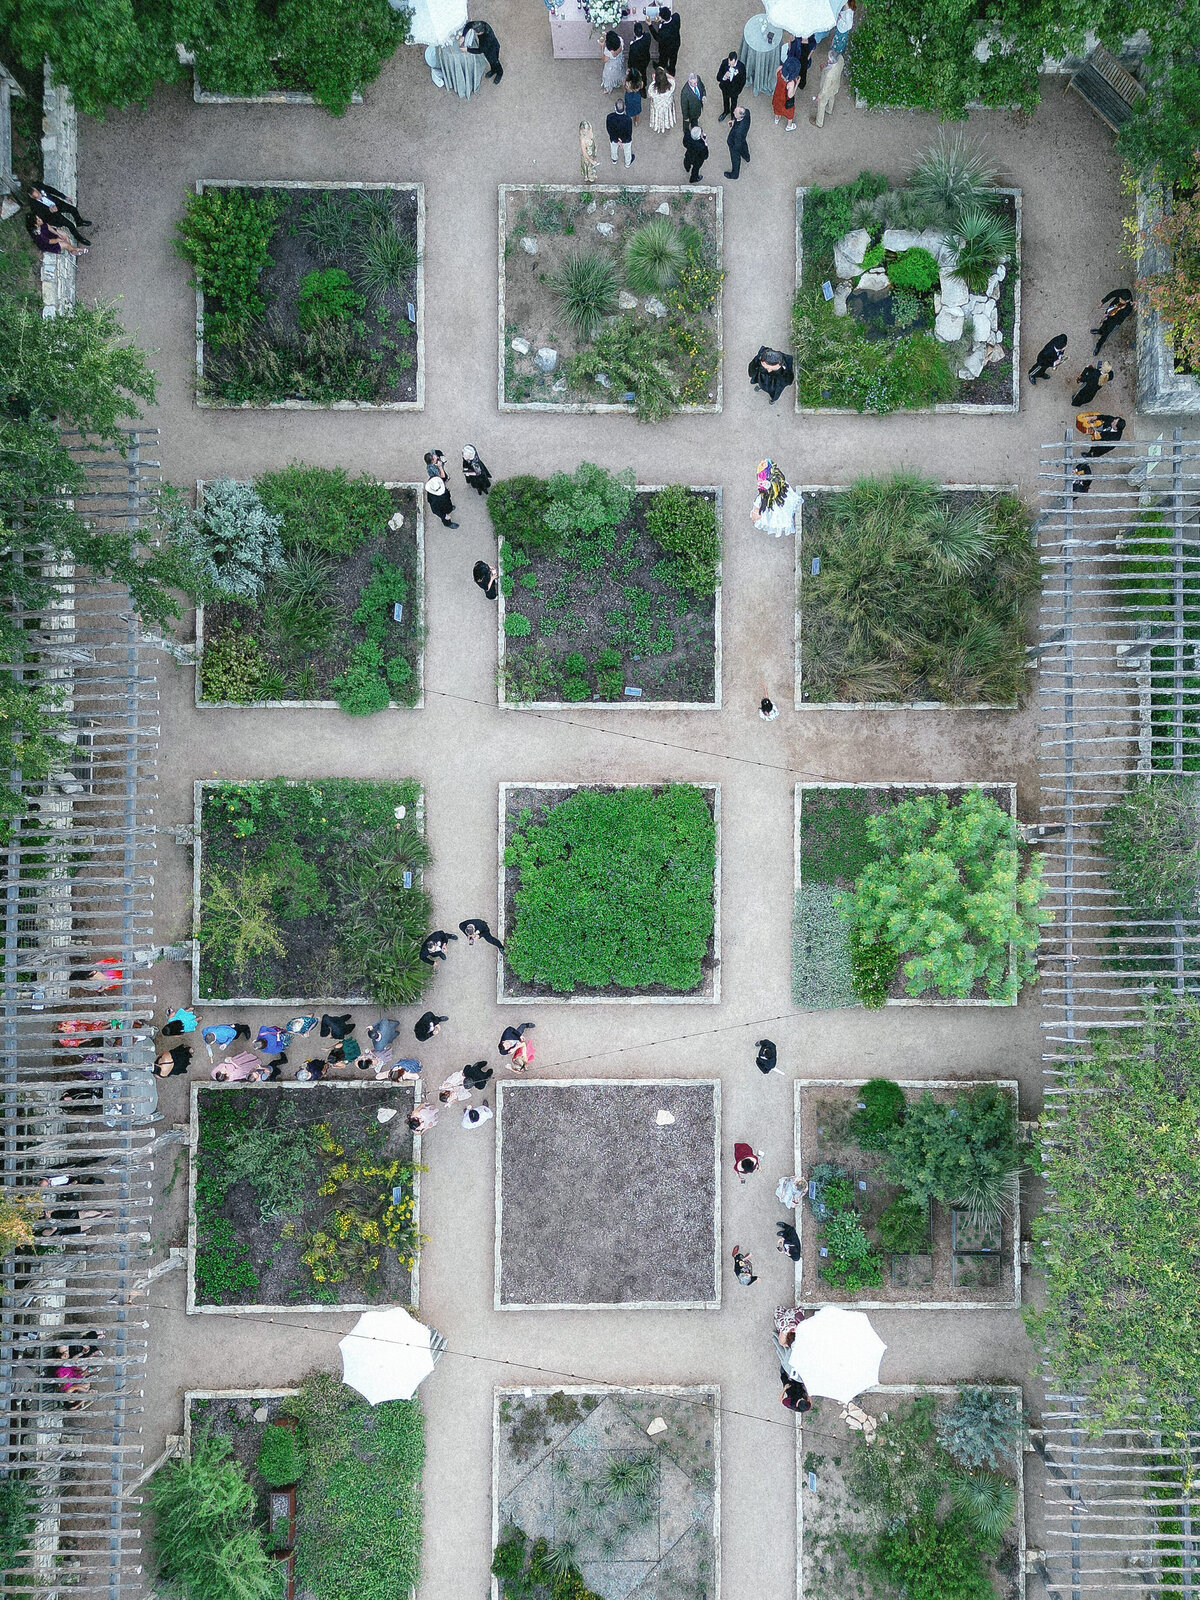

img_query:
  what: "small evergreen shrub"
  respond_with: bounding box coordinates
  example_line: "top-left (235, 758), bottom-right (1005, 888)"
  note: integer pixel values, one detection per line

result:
top-left (889, 246), bottom-right (940, 291)
top-left (256, 1424), bottom-right (301, 1488)
top-left (489, 476), bottom-right (554, 550)
top-left (297, 267), bottom-right (365, 330)
top-left (624, 217), bottom-right (689, 294)
top-left (504, 614), bottom-right (532, 638)
top-left (201, 626), bottom-right (269, 703)
top-left (936, 1387), bottom-right (1024, 1472)
top-left (550, 252), bottom-right (620, 341)
top-left (848, 1078), bottom-right (907, 1147)
top-left (876, 1194), bottom-right (930, 1253)
top-left (177, 189), bottom-right (285, 348)
top-left (148, 1435), bottom-right (274, 1600)
top-left (645, 485), bottom-right (720, 594)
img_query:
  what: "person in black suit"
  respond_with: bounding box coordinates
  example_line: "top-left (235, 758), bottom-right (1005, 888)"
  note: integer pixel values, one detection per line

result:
top-left (627, 21), bottom-right (652, 83)
top-left (1071, 360), bottom-right (1113, 407)
top-left (683, 124), bottom-right (709, 182)
top-left (1028, 333), bottom-right (1067, 385)
top-left (652, 6), bottom-right (681, 74)
top-left (717, 51), bottom-right (746, 120)
top-left (1092, 288), bottom-right (1133, 355)
top-left (606, 98), bottom-right (635, 166)
top-left (27, 183), bottom-right (92, 245)
top-left (724, 105), bottom-right (750, 179)
top-left (462, 18), bottom-right (502, 82)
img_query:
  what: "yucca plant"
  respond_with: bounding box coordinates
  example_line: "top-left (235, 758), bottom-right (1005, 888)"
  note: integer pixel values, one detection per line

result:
top-left (919, 502), bottom-right (995, 578)
top-left (550, 251), bottom-right (620, 341)
top-left (544, 1540), bottom-right (579, 1577)
top-left (273, 546), bottom-right (333, 610)
top-left (951, 207), bottom-right (1016, 293)
top-left (354, 220), bottom-right (418, 303)
top-left (951, 1161), bottom-right (1018, 1230)
top-left (910, 129), bottom-right (998, 219)
top-left (605, 1453), bottom-right (657, 1499)
top-left (943, 1468), bottom-right (1017, 1541)
top-left (624, 217), bottom-right (688, 294)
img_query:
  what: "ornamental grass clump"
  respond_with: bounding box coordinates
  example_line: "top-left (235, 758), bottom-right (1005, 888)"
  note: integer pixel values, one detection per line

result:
top-left (624, 217), bottom-right (689, 294)
top-left (551, 251), bottom-right (621, 341)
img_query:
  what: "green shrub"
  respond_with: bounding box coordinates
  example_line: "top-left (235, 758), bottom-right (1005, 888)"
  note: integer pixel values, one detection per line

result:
top-left (792, 287), bottom-right (957, 414)
top-left (1118, 60), bottom-right (1200, 190)
top-left (1104, 775), bottom-right (1200, 916)
top-left (848, 1078), bottom-right (906, 1148)
top-left (860, 242), bottom-right (886, 272)
top-left (490, 476), bottom-right (554, 549)
top-left (848, 924), bottom-right (897, 1008)
top-left (148, 1435), bottom-right (274, 1600)
top-left (951, 207), bottom-right (1015, 294)
top-left (0, 1479), bottom-right (32, 1571)
top-left (353, 219), bottom-right (418, 303)
top-left (877, 1194), bottom-right (930, 1253)
top-left (943, 1469), bottom-right (1017, 1542)
top-left (256, 464), bottom-right (394, 554)
top-left (880, 1085), bottom-right (1019, 1216)
top-left (597, 667), bottom-right (624, 699)
top-left (803, 172), bottom-right (890, 266)
top-left (870, 1513), bottom-right (995, 1600)
top-left (177, 188), bottom-right (284, 348)
top-left (550, 251), bottom-right (620, 341)
top-left (201, 628), bottom-right (268, 703)
top-left (624, 217), bottom-right (688, 294)
top-left (571, 315), bottom-right (682, 422)
top-left (889, 246), bottom-right (940, 291)
top-left (331, 641), bottom-right (392, 715)
top-left (936, 1387), bottom-right (1024, 1472)
top-left (298, 267), bottom-right (365, 330)
top-left (819, 1206), bottom-right (884, 1290)
top-left (563, 677), bottom-right (589, 702)
top-left (910, 130), bottom-right (998, 219)
top-left (645, 486), bottom-right (720, 594)
top-left (546, 462), bottom-right (634, 543)
top-left (172, 479), bottom-right (285, 605)
top-left (256, 1424), bottom-right (301, 1488)
top-left (665, 248), bottom-right (725, 316)
top-left (890, 288), bottom-right (927, 329)
top-left (505, 613), bottom-right (532, 638)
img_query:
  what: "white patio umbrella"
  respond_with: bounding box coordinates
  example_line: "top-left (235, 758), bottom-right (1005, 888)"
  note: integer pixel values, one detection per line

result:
top-left (394, 0), bottom-right (467, 47)
top-left (785, 1305), bottom-right (886, 1403)
top-left (763, 0), bottom-right (837, 37)
top-left (339, 1308), bottom-right (443, 1404)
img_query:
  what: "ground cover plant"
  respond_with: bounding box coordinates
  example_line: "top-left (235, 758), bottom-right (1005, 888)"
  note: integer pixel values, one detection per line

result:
top-left (1137, 153), bottom-right (1200, 377)
top-left (799, 1387), bottom-right (1023, 1600)
top-left (491, 463), bottom-right (719, 705)
top-left (793, 785), bottom-right (1045, 1009)
top-left (501, 185), bottom-right (722, 419)
top-left (798, 475), bottom-right (1038, 706)
top-left (502, 784), bottom-right (717, 998)
top-left (494, 1387), bottom-right (717, 1600)
top-left (798, 1080), bottom-right (1020, 1305)
top-left (1100, 774), bottom-right (1200, 986)
top-left (178, 183), bottom-right (419, 406)
top-left (193, 1083), bottom-right (421, 1308)
top-left (794, 137), bottom-right (1018, 413)
top-left (188, 469), bottom-right (421, 710)
top-left (197, 776), bottom-right (430, 1003)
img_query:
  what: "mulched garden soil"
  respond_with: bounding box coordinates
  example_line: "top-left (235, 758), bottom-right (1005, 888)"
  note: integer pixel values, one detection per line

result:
top-left (194, 1082), bottom-right (416, 1308)
top-left (187, 1394), bottom-right (295, 1527)
top-left (501, 784), bottom-right (719, 1000)
top-left (797, 1082), bottom-right (1017, 1306)
top-left (799, 783), bottom-right (1015, 1004)
top-left (504, 491), bottom-right (717, 704)
top-left (799, 1390), bottom-right (1023, 1600)
top-left (201, 186), bottom-right (419, 404)
top-left (201, 485), bottom-right (420, 703)
top-left (497, 1082), bottom-right (717, 1306)
top-left (497, 1387), bottom-right (718, 1600)
top-left (502, 185), bottom-right (720, 407)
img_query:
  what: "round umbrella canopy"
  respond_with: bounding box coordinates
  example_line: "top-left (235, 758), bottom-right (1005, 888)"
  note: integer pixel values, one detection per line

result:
top-left (786, 1306), bottom-right (886, 1403)
top-left (763, 0), bottom-right (837, 37)
top-left (339, 1308), bottom-right (440, 1404)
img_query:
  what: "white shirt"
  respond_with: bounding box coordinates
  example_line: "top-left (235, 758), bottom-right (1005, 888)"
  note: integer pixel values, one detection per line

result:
top-left (835, 3), bottom-right (854, 30)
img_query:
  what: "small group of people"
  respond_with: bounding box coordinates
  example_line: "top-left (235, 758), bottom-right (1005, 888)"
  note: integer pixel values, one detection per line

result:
top-left (423, 445), bottom-right (491, 530)
top-left (15, 181), bottom-right (93, 257)
top-left (1028, 291), bottom-right (1134, 498)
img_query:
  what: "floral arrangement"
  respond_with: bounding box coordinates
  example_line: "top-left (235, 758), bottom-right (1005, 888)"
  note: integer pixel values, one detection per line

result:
top-left (585, 0), bottom-right (625, 31)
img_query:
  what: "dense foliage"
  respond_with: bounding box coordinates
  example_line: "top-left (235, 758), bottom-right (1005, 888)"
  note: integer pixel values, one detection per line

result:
top-left (148, 1436), bottom-right (274, 1600)
top-left (256, 1424), bottom-right (302, 1489)
top-left (176, 189), bottom-right (285, 348)
top-left (1032, 999), bottom-right (1200, 1433)
top-left (936, 1387), bottom-right (1024, 1472)
top-left (1139, 154), bottom-right (1200, 375)
top-left (879, 1084), bottom-right (1020, 1226)
top-left (801, 474), bottom-right (1039, 705)
top-left (1112, 512), bottom-right (1200, 770)
top-left (0, 1479), bottom-right (32, 1572)
top-left (816, 1175), bottom-right (884, 1291)
top-left (504, 784), bottom-right (716, 994)
top-left (1104, 774), bottom-right (1200, 916)
top-left (493, 1527), bottom-right (605, 1600)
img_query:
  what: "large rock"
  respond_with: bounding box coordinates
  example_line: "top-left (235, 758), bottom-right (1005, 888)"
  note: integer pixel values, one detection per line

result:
top-left (856, 267), bottom-right (890, 293)
top-left (534, 346), bottom-right (558, 373)
top-left (881, 227), bottom-right (921, 254)
top-left (985, 263), bottom-right (1007, 299)
top-left (520, 236), bottom-right (538, 255)
top-left (965, 292), bottom-right (998, 345)
top-left (617, 289), bottom-right (639, 310)
top-left (957, 344), bottom-right (988, 380)
top-left (984, 341), bottom-right (1007, 366)
top-left (917, 229), bottom-right (955, 267)
top-left (832, 228), bottom-right (871, 280)
top-left (832, 281), bottom-right (851, 317)
top-left (935, 305), bottom-right (964, 342)
top-left (939, 271), bottom-right (970, 311)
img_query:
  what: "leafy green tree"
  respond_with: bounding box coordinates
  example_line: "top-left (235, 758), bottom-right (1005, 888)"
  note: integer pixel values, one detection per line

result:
top-left (879, 1085), bottom-right (1019, 1211)
top-left (147, 1435), bottom-right (275, 1600)
top-left (1119, 61), bottom-right (1200, 187)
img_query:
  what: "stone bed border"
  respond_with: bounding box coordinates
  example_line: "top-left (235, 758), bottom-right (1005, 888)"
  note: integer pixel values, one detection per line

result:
top-left (497, 183), bottom-right (724, 415)
top-left (192, 70), bottom-right (363, 107)
top-left (185, 1079), bottom-right (422, 1316)
top-left (190, 777), bottom-right (425, 1006)
top-left (791, 1076), bottom-right (1022, 1311)
top-left (1135, 181), bottom-right (1200, 416)
top-left (493, 1079), bottom-right (722, 1311)
top-left (193, 481), bottom-right (426, 710)
top-left (793, 185), bottom-right (1022, 416)
top-left (193, 179), bottom-right (425, 411)
top-left (492, 1382), bottom-right (722, 1599)
top-left (793, 780), bottom-right (1019, 1008)
top-left (497, 486), bottom-right (723, 711)
top-left (496, 781), bottom-right (722, 1005)
top-left (183, 1387), bottom-right (298, 1454)
top-left (793, 483), bottom-right (1020, 711)
top-left (794, 1383), bottom-right (1027, 1600)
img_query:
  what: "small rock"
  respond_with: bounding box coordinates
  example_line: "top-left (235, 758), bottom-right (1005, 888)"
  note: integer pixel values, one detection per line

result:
top-left (596, 221), bottom-right (615, 236)
top-left (832, 281), bottom-right (851, 317)
top-left (586, 200), bottom-right (598, 213)
top-left (881, 227), bottom-right (921, 253)
top-left (934, 305), bottom-right (964, 342)
top-left (647, 1417), bottom-right (668, 1437)
top-left (856, 267), bottom-right (889, 293)
top-left (957, 344), bottom-right (988, 380)
top-left (594, 372), bottom-right (611, 388)
top-left (551, 377), bottom-right (567, 391)
top-left (656, 1109), bottom-right (676, 1126)
top-left (510, 337), bottom-right (531, 355)
top-left (393, 804), bottom-right (406, 819)
top-left (985, 263), bottom-right (1006, 298)
top-left (387, 511), bottom-right (405, 531)
top-left (617, 289), bottom-right (639, 310)
top-left (656, 201), bottom-right (671, 215)
top-left (938, 271), bottom-right (970, 311)
top-left (534, 347), bottom-right (558, 372)
top-left (520, 236), bottom-right (538, 255)
top-left (644, 296), bottom-right (668, 318)
top-left (603, 199), bottom-right (616, 212)
top-left (253, 1406), bottom-right (269, 1423)
top-left (984, 341), bottom-right (1006, 366)
top-left (377, 1108), bottom-right (397, 1123)
top-left (833, 227), bottom-right (871, 280)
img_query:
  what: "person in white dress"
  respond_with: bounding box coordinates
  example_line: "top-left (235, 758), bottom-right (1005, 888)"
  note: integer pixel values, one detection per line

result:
top-left (751, 460), bottom-right (802, 538)
top-left (647, 67), bottom-right (677, 133)
top-left (601, 32), bottom-right (625, 93)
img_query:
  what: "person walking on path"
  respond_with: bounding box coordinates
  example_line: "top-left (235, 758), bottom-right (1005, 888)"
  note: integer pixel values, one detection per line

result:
top-left (606, 99), bottom-right (636, 166)
top-left (724, 105), bottom-right (751, 178)
top-left (683, 124), bottom-right (709, 182)
top-left (463, 1101), bottom-right (494, 1128)
top-left (755, 1038), bottom-right (778, 1074)
top-left (759, 696), bottom-right (779, 720)
top-left (1077, 411), bottom-right (1127, 457)
top-left (1072, 359), bottom-right (1114, 407)
top-left (201, 1022), bottom-right (250, 1051)
top-left (473, 560), bottom-right (499, 599)
top-left (420, 930), bottom-right (458, 965)
top-left (579, 119), bottom-right (599, 182)
top-left (733, 1142), bottom-right (762, 1181)
top-left (462, 18), bottom-right (503, 81)
top-left (731, 1245), bottom-right (758, 1285)
top-left (424, 474), bottom-right (457, 528)
top-left (717, 51), bottom-right (746, 120)
top-left (459, 918), bottom-right (505, 950)
top-left (810, 52), bottom-right (844, 126)
top-left (748, 346), bottom-right (794, 402)
top-left (409, 1101), bottom-right (439, 1133)
top-left (602, 30), bottom-right (625, 92)
top-left (652, 5), bottom-right (681, 74)
top-left (680, 71), bottom-right (706, 129)
top-left (1028, 333), bottom-right (1067, 384)
top-left (830, 0), bottom-right (855, 54)
top-left (648, 67), bottom-right (677, 133)
top-left (628, 21), bottom-right (652, 85)
top-left (752, 460), bottom-right (801, 538)
top-left (499, 1022), bottom-right (535, 1069)
top-left (462, 445), bottom-right (491, 495)
top-left (464, 1060), bottom-right (494, 1091)
top-left (320, 1013), bottom-right (354, 1039)
top-left (210, 1052), bottom-right (260, 1082)
top-left (438, 1070), bottom-right (472, 1105)
top-left (777, 1221), bottom-right (802, 1260)
top-left (368, 1017), bottom-right (401, 1051)
top-left (1092, 288), bottom-right (1133, 355)
top-left (1072, 462), bottom-right (1093, 497)
top-left (415, 1012), bottom-right (448, 1042)
top-left (772, 62), bottom-right (798, 129)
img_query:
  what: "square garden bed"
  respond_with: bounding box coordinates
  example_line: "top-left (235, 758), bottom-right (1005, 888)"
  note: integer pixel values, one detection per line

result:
top-left (186, 1371), bottom-right (423, 1600)
top-left (794, 479), bottom-right (1035, 709)
top-left (493, 1385), bottom-right (718, 1600)
top-left (498, 782), bottom-right (720, 1003)
top-left (495, 474), bottom-right (721, 709)
top-left (792, 781), bottom-right (1044, 1010)
top-left (193, 776), bottom-right (431, 1006)
top-left (188, 1080), bottom-right (421, 1313)
top-left (794, 173), bottom-right (1020, 414)
top-left (499, 184), bottom-right (723, 418)
top-left (183, 180), bottom-right (423, 409)
top-left (797, 1385), bottom-right (1026, 1600)
top-left (495, 1080), bottom-right (719, 1308)
top-left (793, 1078), bottom-right (1021, 1309)
top-left (195, 474), bottom-right (423, 710)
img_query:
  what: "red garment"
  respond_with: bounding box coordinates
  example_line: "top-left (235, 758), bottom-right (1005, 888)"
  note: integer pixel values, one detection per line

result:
top-left (733, 1142), bottom-right (757, 1169)
top-left (772, 67), bottom-right (795, 120)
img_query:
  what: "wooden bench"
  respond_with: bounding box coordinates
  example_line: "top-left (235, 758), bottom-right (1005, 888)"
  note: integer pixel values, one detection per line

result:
top-left (1067, 44), bottom-right (1145, 133)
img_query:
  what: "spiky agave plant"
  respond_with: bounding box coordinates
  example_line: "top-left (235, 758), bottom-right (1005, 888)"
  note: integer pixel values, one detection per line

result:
top-left (623, 217), bottom-right (688, 294)
top-left (951, 206), bottom-right (1016, 293)
top-left (943, 1468), bottom-right (1018, 1542)
top-left (909, 129), bottom-right (998, 219)
top-left (550, 251), bottom-right (620, 341)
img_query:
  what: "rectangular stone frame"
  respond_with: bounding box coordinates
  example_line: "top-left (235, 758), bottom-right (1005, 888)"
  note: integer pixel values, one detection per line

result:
top-left (191, 777), bottom-right (425, 1007)
top-left (1135, 182), bottom-right (1200, 416)
top-left (185, 1080), bottom-right (422, 1315)
top-left (492, 1383), bottom-right (721, 1600)
top-left (193, 179), bottom-right (425, 411)
top-left (493, 1078), bottom-right (722, 1311)
top-left (183, 1387), bottom-right (299, 1454)
top-left (791, 1077), bottom-right (1022, 1310)
top-left (794, 1384), bottom-right (1027, 1600)
top-left (793, 483), bottom-right (1021, 710)
top-left (793, 780), bottom-right (1019, 1008)
top-left (194, 481), bottom-right (425, 710)
top-left (496, 781), bottom-right (722, 1004)
top-left (497, 183), bottom-right (723, 415)
top-left (794, 185), bottom-right (1022, 415)
top-left (497, 486), bottom-right (723, 711)
top-left (192, 71), bottom-right (364, 106)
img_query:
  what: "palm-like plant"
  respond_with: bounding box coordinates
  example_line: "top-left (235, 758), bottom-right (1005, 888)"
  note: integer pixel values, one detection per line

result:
top-left (951, 207), bottom-right (1016, 293)
top-left (910, 129), bottom-right (998, 220)
top-left (624, 218), bottom-right (688, 294)
top-left (274, 546), bottom-right (333, 610)
top-left (943, 1468), bottom-right (1017, 1541)
top-left (550, 252), bottom-right (620, 341)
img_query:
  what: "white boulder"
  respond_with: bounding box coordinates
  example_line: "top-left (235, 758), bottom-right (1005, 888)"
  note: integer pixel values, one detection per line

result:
top-left (520, 236), bottom-right (538, 255)
top-left (957, 345), bottom-right (988, 380)
top-left (938, 271), bottom-right (970, 311)
top-left (656, 201), bottom-right (671, 215)
top-left (965, 292), bottom-right (998, 344)
top-left (856, 267), bottom-right (890, 293)
top-left (917, 228), bottom-right (955, 266)
top-left (934, 306), bottom-right (964, 342)
top-left (832, 281), bottom-right (851, 317)
top-left (985, 263), bottom-right (1007, 298)
top-left (596, 221), bottom-right (615, 236)
top-left (617, 289), bottom-right (639, 310)
top-left (881, 227), bottom-right (921, 253)
top-left (833, 228), bottom-right (871, 280)
top-left (984, 341), bottom-right (1007, 366)
top-left (644, 296), bottom-right (669, 318)
top-left (534, 347), bottom-right (558, 372)
top-left (510, 337), bottom-right (531, 355)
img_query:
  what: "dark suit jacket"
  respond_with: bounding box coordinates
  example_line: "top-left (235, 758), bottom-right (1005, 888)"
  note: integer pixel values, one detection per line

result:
top-left (727, 111), bottom-right (750, 152)
top-left (680, 76), bottom-right (706, 124)
top-left (652, 14), bottom-right (681, 55)
top-left (717, 58), bottom-right (746, 95)
top-left (628, 32), bottom-right (652, 77)
top-left (683, 131), bottom-right (709, 175)
top-left (606, 109), bottom-right (634, 143)
top-left (463, 19), bottom-right (500, 64)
